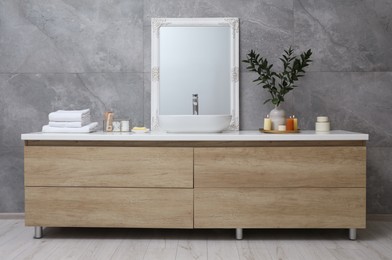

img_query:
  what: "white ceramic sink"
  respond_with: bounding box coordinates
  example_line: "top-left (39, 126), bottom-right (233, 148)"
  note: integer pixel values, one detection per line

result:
top-left (159, 115), bottom-right (232, 133)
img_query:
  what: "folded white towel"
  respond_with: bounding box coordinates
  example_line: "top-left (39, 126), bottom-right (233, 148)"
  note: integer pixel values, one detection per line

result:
top-left (48, 121), bottom-right (90, 128)
top-left (49, 109), bottom-right (90, 122)
top-left (42, 122), bottom-right (98, 133)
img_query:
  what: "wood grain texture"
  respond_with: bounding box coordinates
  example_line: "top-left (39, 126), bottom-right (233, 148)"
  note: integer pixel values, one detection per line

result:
top-left (194, 188), bottom-right (366, 228)
top-left (194, 147), bottom-right (366, 188)
top-left (25, 146), bottom-right (193, 188)
top-left (25, 187), bottom-right (193, 228)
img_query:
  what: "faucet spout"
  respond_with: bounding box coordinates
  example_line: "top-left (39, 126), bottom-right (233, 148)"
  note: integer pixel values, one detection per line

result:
top-left (192, 94), bottom-right (199, 115)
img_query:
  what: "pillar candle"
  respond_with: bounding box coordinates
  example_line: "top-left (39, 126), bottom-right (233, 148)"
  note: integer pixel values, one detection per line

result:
top-left (263, 115), bottom-right (272, 131)
top-left (286, 116), bottom-right (294, 131)
top-left (293, 115), bottom-right (298, 131)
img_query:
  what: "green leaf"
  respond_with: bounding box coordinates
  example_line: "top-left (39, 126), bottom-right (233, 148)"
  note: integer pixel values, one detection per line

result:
top-left (242, 47), bottom-right (312, 106)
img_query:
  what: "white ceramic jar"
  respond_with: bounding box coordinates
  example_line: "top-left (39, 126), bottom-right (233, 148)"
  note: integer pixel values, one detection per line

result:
top-left (315, 116), bottom-right (330, 133)
top-left (270, 106), bottom-right (286, 130)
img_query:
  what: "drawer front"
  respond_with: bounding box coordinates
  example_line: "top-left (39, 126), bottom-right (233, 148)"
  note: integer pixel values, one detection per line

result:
top-left (194, 147), bottom-right (366, 188)
top-left (194, 188), bottom-right (365, 228)
top-left (25, 147), bottom-right (193, 188)
top-left (25, 187), bottom-right (193, 228)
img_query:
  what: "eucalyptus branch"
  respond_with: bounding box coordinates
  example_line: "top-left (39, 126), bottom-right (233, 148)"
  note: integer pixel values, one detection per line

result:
top-left (242, 47), bottom-right (312, 107)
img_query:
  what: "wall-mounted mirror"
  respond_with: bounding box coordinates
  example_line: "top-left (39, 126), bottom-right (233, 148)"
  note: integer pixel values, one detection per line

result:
top-left (151, 18), bottom-right (239, 132)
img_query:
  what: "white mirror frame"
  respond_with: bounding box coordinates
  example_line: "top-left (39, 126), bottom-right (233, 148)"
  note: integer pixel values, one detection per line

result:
top-left (151, 17), bottom-right (240, 131)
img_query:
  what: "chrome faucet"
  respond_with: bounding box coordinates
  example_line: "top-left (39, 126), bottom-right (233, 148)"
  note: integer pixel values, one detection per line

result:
top-left (192, 94), bottom-right (199, 115)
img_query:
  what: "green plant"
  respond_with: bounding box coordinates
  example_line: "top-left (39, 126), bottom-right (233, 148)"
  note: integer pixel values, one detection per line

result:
top-left (242, 47), bottom-right (312, 107)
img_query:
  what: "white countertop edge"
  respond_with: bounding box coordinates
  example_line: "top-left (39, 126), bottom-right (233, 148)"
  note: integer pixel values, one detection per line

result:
top-left (21, 130), bottom-right (369, 141)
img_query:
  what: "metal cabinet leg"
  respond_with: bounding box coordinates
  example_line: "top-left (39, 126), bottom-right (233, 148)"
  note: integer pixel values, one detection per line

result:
top-left (34, 226), bottom-right (43, 239)
top-left (349, 228), bottom-right (356, 240)
top-left (236, 228), bottom-right (243, 240)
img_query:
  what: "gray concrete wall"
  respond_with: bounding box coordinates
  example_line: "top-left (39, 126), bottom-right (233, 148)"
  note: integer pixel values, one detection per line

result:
top-left (1, 0), bottom-right (391, 213)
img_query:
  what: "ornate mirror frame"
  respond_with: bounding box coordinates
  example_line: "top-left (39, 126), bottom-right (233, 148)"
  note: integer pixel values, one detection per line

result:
top-left (151, 17), bottom-right (240, 131)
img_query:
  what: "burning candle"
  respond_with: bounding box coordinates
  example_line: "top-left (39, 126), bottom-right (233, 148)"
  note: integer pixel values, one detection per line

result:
top-left (263, 115), bottom-right (272, 131)
top-left (293, 115), bottom-right (298, 131)
top-left (286, 116), bottom-right (294, 131)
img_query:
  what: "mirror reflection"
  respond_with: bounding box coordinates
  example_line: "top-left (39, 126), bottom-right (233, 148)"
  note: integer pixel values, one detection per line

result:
top-left (159, 26), bottom-right (231, 115)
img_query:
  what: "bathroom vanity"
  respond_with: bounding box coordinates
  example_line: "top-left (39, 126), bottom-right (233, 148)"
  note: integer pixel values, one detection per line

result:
top-left (22, 130), bottom-right (368, 240)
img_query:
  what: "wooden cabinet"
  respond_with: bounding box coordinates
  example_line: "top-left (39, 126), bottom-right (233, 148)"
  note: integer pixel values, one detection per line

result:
top-left (25, 187), bottom-right (193, 228)
top-left (193, 146), bottom-right (366, 229)
top-left (24, 140), bottom-right (366, 238)
top-left (24, 146), bottom-right (194, 228)
top-left (194, 188), bottom-right (365, 228)
top-left (194, 147), bottom-right (366, 188)
top-left (25, 146), bottom-right (193, 188)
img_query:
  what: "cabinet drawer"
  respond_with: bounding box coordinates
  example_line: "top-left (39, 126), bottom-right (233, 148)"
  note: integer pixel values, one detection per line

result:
top-left (194, 147), bottom-right (366, 188)
top-left (194, 188), bottom-right (365, 228)
top-left (25, 147), bottom-right (193, 188)
top-left (25, 187), bottom-right (193, 228)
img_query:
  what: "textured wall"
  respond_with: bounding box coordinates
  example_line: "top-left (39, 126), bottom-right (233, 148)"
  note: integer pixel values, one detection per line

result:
top-left (0, 0), bottom-right (391, 213)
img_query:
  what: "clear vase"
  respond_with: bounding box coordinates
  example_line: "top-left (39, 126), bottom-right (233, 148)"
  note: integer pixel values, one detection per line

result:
top-left (269, 106), bottom-right (286, 130)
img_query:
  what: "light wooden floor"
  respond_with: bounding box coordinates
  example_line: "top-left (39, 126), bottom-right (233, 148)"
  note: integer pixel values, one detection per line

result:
top-left (1, 219), bottom-right (392, 260)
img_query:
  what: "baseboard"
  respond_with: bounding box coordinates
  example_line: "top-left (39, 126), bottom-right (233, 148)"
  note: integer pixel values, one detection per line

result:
top-left (0, 213), bottom-right (25, 219)
top-left (367, 214), bottom-right (392, 222)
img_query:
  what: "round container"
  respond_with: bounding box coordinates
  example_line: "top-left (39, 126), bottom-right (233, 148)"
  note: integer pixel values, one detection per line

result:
top-left (315, 116), bottom-right (330, 132)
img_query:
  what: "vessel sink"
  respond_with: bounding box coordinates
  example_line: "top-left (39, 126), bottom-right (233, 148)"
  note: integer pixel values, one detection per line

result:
top-left (159, 115), bottom-right (232, 133)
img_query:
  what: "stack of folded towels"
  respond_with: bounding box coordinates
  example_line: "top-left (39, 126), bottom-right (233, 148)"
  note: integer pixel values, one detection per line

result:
top-left (42, 109), bottom-right (98, 133)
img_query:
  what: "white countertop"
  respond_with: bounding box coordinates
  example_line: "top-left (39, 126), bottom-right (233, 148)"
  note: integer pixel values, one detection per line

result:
top-left (21, 130), bottom-right (368, 141)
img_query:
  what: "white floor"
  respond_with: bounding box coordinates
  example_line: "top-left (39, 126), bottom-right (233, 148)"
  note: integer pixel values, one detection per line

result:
top-left (1, 219), bottom-right (392, 260)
